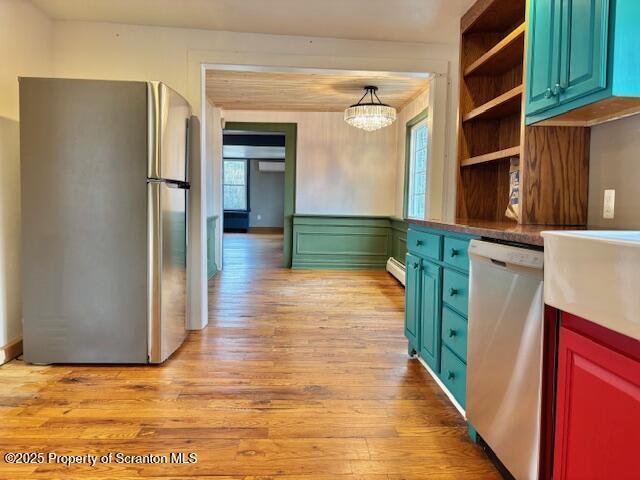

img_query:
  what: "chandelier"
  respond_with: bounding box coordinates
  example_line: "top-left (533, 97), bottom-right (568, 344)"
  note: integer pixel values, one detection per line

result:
top-left (344, 86), bottom-right (397, 131)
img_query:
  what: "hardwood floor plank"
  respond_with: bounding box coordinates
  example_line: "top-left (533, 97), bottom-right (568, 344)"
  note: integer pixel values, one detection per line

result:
top-left (0, 233), bottom-right (498, 478)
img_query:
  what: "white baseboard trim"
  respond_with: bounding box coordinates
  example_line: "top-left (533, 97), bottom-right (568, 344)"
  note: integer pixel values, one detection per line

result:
top-left (386, 257), bottom-right (405, 286)
top-left (417, 355), bottom-right (466, 419)
top-left (0, 338), bottom-right (23, 365)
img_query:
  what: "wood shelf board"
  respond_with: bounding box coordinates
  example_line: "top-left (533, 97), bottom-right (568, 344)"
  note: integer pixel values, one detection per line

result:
top-left (461, 146), bottom-right (521, 167)
top-left (462, 0), bottom-right (526, 34)
top-left (464, 23), bottom-right (525, 76)
top-left (534, 97), bottom-right (640, 127)
top-left (463, 85), bottom-right (523, 122)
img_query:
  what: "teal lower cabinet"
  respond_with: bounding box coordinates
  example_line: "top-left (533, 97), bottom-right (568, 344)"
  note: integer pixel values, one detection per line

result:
top-left (404, 253), bottom-right (421, 354)
top-left (442, 306), bottom-right (467, 363)
top-left (404, 225), bottom-right (477, 411)
top-left (441, 345), bottom-right (468, 409)
top-left (443, 269), bottom-right (469, 317)
top-left (419, 261), bottom-right (442, 372)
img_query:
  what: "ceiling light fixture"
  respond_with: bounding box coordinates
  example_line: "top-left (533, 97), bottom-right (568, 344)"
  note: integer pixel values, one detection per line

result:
top-left (344, 86), bottom-right (397, 131)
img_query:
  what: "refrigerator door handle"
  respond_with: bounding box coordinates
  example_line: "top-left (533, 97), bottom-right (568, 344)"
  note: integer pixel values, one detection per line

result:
top-left (147, 178), bottom-right (190, 190)
top-left (166, 181), bottom-right (190, 190)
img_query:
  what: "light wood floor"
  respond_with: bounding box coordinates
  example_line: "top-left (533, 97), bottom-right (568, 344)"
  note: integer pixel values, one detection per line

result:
top-left (0, 233), bottom-right (500, 479)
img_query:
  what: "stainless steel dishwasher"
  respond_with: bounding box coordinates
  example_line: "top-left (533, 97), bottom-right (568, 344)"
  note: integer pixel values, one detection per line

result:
top-left (467, 240), bottom-right (545, 480)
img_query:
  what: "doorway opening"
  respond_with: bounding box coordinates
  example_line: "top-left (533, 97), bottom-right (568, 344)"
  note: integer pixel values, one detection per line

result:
top-left (203, 65), bottom-right (440, 280)
top-left (222, 122), bottom-right (296, 268)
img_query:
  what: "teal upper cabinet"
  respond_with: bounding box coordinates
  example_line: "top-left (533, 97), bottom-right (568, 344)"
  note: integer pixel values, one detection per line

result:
top-left (526, 0), bottom-right (562, 115)
top-left (559, 0), bottom-right (609, 104)
top-left (526, 0), bottom-right (640, 126)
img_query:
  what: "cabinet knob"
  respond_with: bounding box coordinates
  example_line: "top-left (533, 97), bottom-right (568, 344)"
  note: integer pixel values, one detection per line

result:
top-left (449, 248), bottom-right (459, 258)
top-left (544, 87), bottom-right (553, 99)
top-left (416, 240), bottom-right (424, 246)
top-left (552, 83), bottom-right (565, 96)
top-left (447, 371), bottom-right (455, 380)
top-left (413, 262), bottom-right (419, 269)
top-left (449, 288), bottom-right (458, 297)
top-left (448, 328), bottom-right (456, 338)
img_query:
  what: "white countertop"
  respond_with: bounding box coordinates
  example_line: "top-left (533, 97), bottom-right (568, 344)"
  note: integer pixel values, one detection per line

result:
top-left (542, 230), bottom-right (640, 341)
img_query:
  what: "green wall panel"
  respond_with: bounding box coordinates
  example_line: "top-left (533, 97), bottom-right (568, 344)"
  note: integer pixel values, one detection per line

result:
top-left (292, 215), bottom-right (395, 269)
top-left (391, 218), bottom-right (408, 265)
top-left (207, 215), bottom-right (218, 279)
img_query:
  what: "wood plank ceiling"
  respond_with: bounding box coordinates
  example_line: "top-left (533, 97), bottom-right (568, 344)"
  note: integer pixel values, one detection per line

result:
top-left (205, 69), bottom-right (430, 112)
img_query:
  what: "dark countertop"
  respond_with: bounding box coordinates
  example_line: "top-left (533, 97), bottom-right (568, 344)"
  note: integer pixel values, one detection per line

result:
top-left (406, 218), bottom-right (586, 246)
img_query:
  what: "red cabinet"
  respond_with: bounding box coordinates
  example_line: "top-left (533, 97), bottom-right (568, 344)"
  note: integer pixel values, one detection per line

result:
top-left (554, 314), bottom-right (640, 480)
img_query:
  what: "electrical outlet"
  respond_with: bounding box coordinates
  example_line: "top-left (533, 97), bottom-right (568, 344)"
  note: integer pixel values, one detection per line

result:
top-left (603, 189), bottom-right (615, 219)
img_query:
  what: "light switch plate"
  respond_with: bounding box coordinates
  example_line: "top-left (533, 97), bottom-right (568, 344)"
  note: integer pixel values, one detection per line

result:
top-left (603, 189), bottom-right (615, 219)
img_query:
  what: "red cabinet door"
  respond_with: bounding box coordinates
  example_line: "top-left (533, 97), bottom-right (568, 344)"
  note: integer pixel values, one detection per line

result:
top-left (554, 325), bottom-right (640, 480)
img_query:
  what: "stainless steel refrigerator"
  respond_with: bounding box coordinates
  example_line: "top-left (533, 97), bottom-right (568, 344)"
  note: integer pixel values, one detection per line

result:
top-left (20, 78), bottom-right (192, 364)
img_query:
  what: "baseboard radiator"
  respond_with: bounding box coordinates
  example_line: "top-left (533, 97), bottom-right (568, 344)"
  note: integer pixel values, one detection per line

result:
top-left (386, 257), bottom-right (405, 286)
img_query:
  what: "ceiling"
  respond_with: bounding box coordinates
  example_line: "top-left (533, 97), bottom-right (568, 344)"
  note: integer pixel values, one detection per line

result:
top-left (206, 69), bottom-right (430, 112)
top-left (32, 0), bottom-right (474, 44)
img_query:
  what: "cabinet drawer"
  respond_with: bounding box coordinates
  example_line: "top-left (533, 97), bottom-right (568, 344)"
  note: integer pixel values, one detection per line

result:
top-left (443, 269), bottom-right (469, 316)
top-left (441, 345), bottom-right (467, 408)
top-left (443, 237), bottom-right (471, 272)
top-left (407, 229), bottom-right (441, 260)
top-left (442, 306), bottom-right (467, 363)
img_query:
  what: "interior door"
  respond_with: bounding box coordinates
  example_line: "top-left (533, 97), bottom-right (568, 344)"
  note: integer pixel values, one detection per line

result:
top-left (419, 261), bottom-right (442, 372)
top-left (559, 0), bottom-right (610, 104)
top-left (526, 0), bottom-right (563, 115)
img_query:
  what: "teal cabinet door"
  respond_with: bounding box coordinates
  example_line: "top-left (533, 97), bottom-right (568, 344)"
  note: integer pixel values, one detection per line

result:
top-left (559, 0), bottom-right (610, 103)
top-left (526, 0), bottom-right (563, 115)
top-left (419, 261), bottom-right (442, 372)
top-left (404, 253), bottom-right (421, 354)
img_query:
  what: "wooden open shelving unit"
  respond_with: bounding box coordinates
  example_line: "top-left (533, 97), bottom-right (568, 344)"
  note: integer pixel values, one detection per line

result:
top-left (456, 0), bottom-right (591, 226)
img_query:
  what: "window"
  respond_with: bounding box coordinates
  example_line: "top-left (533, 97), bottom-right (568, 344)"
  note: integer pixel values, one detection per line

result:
top-left (405, 110), bottom-right (429, 219)
top-left (223, 159), bottom-right (248, 211)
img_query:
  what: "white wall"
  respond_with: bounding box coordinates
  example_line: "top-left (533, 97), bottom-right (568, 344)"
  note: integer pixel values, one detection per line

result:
top-left (50, 19), bottom-right (458, 323)
top-left (51, 20), bottom-right (458, 119)
top-left (588, 116), bottom-right (640, 229)
top-left (222, 110), bottom-right (398, 216)
top-left (248, 160), bottom-right (285, 228)
top-left (0, 0), bottom-right (53, 351)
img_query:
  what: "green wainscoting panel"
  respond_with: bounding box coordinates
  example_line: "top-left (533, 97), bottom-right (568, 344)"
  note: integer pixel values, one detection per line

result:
top-left (292, 215), bottom-right (393, 269)
top-left (207, 215), bottom-right (218, 279)
top-left (390, 218), bottom-right (408, 265)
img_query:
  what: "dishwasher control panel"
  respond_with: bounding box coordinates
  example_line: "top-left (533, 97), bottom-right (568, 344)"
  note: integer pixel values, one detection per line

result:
top-left (469, 240), bottom-right (544, 269)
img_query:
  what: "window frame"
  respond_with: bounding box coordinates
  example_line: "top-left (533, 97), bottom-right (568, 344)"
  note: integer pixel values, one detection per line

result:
top-left (223, 158), bottom-right (250, 212)
top-left (403, 108), bottom-right (430, 220)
